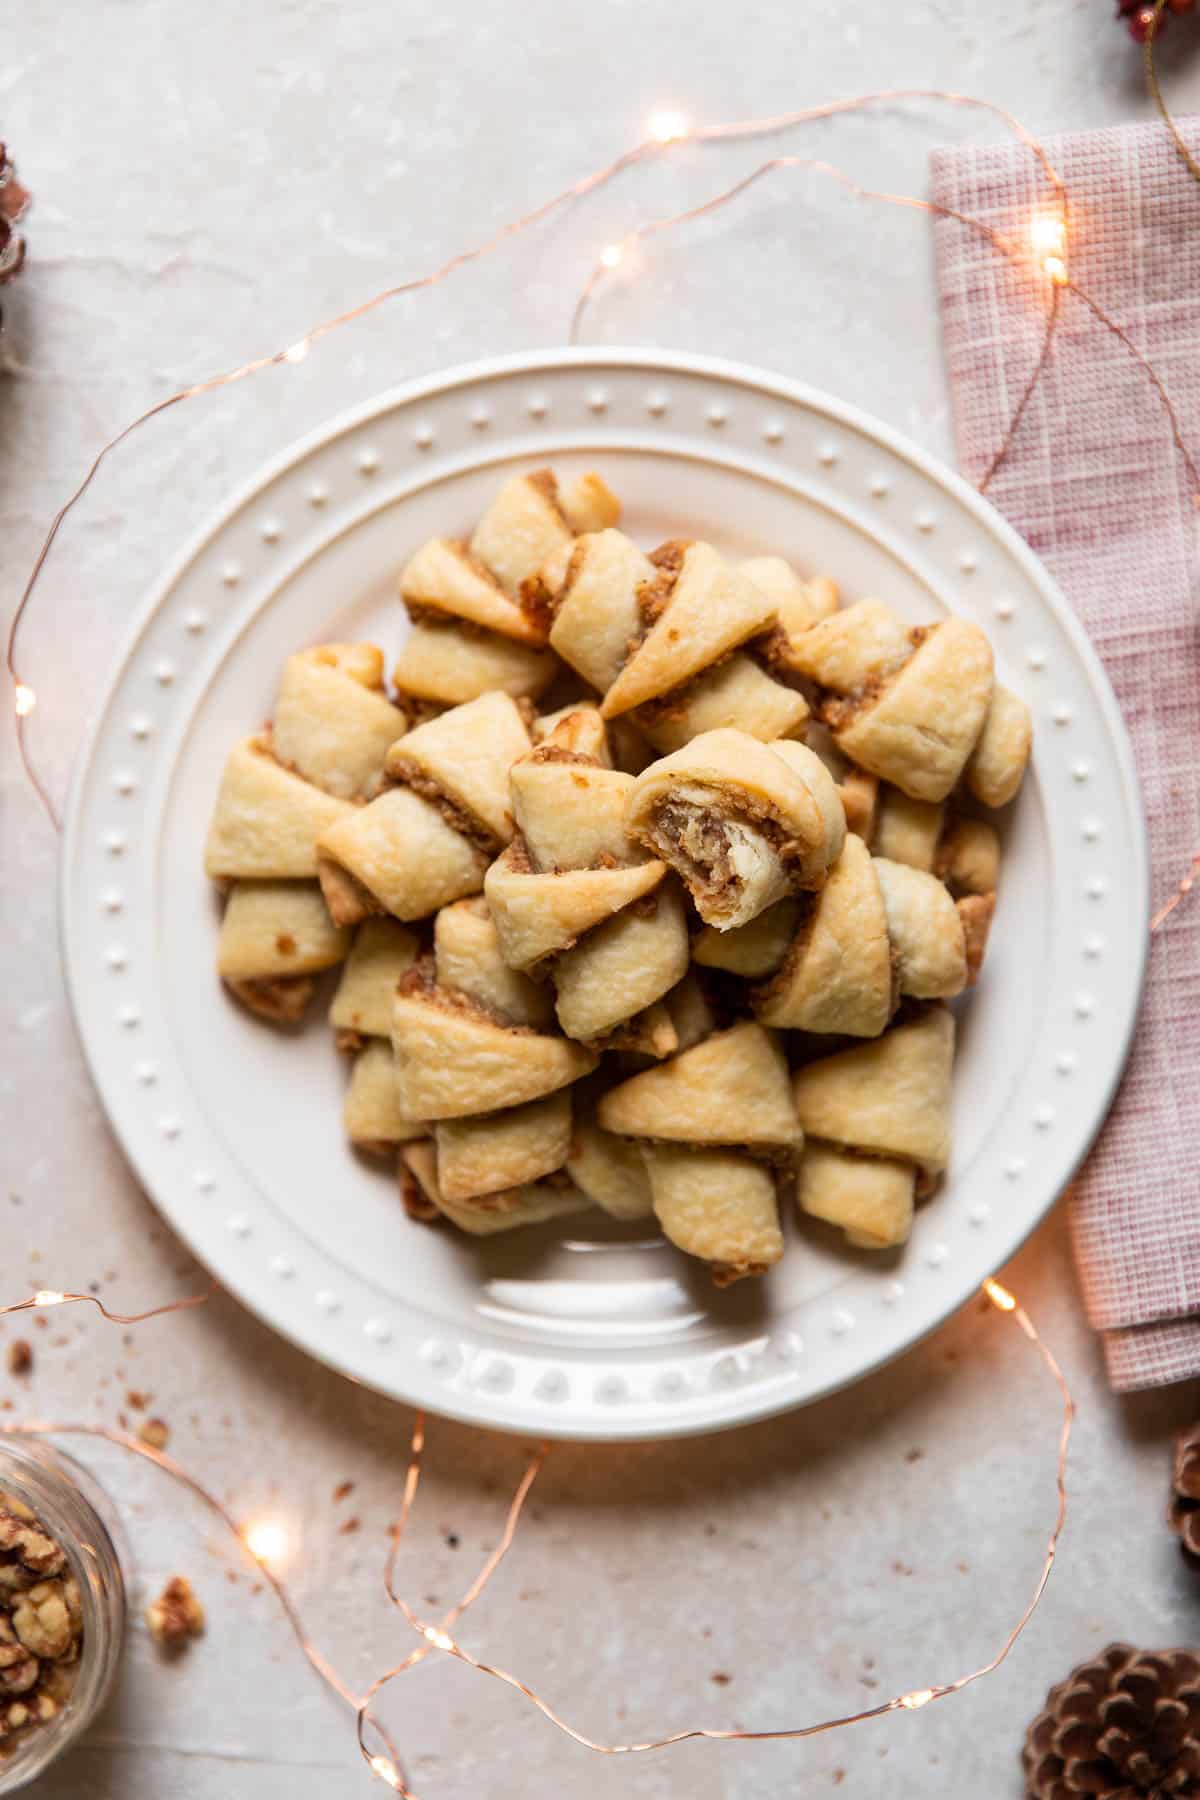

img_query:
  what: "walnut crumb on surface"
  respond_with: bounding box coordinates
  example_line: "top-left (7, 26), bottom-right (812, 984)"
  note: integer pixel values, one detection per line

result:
top-left (146, 1576), bottom-right (205, 1651)
top-left (6, 1343), bottom-right (31, 1378)
top-left (137, 1418), bottom-right (169, 1451)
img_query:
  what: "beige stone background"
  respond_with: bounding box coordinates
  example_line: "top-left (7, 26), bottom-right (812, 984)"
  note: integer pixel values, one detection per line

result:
top-left (2, 3), bottom-right (1199, 1793)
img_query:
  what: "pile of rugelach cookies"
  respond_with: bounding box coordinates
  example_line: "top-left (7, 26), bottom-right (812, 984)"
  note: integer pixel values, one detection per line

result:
top-left (204, 466), bottom-right (1030, 1284)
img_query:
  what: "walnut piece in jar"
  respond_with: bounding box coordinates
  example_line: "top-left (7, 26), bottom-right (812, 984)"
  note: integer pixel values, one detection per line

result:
top-left (0, 1493), bottom-right (84, 1754)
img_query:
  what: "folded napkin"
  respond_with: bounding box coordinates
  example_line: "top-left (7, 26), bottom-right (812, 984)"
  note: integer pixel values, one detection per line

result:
top-left (931, 117), bottom-right (1200, 1391)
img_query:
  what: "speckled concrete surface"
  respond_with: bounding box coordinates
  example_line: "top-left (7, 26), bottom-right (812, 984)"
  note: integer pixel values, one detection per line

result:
top-left (2, 4), bottom-right (1198, 1793)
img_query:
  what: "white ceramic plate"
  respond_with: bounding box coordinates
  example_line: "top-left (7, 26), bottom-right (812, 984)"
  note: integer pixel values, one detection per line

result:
top-left (61, 348), bottom-right (1148, 1441)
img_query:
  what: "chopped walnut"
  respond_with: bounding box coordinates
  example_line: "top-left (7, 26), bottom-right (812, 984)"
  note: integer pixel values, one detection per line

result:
top-left (0, 1643), bottom-right (39, 1694)
top-left (137, 1417), bottom-right (169, 1451)
top-left (146, 1575), bottom-right (205, 1651)
top-left (0, 1509), bottom-right (66, 1577)
top-left (13, 1581), bottom-right (73, 1659)
top-left (6, 1343), bottom-right (31, 1378)
top-left (0, 1489), bottom-right (85, 1751)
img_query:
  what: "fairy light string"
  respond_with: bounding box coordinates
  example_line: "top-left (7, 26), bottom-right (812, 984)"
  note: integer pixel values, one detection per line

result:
top-left (349, 1279), bottom-right (1072, 1793)
top-left (1, 55), bottom-right (1195, 1793)
top-left (8, 79), bottom-right (1199, 873)
top-left (1144, 0), bottom-right (1200, 189)
top-left (0, 1282), bottom-right (214, 1324)
top-left (0, 1274), bottom-right (1070, 1791)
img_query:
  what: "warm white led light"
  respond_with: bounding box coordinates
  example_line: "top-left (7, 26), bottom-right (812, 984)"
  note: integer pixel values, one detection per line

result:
top-left (14, 684), bottom-right (36, 718)
top-left (648, 109), bottom-right (689, 145)
top-left (600, 243), bottom-right (624, 270)
top-left (243, 1518), bottom-right (289, 1567)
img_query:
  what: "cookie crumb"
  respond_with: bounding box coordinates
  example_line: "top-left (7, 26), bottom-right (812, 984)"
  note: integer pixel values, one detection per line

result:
top-left (7, 1341), bottom-right (32, 1377)
top-left (338, 1516), bottom-right (361, 1536)
top-left (137, 1418), bottom-right (169, 1451)
top-left (332, 1480), bottom-right (354, 1503)
top-left (146, 1576), bottom-right (205, 1651)
top-left (710, 1671), bottom-right (731, 1686)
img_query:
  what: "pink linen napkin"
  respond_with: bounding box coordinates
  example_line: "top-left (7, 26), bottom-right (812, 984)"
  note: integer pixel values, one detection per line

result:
top-left (930, 117), bottom-right (1200, 1391)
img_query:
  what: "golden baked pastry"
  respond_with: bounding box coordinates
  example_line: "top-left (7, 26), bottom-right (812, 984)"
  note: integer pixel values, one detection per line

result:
top-left (545, 529), bottom-right (657, 693)
top-left (391, 950), bottom-right (596, 1121)
top-left (641, 1148), bottom-right (784, 1286)
top-left (533, 534), bottom-right (812, 752)
top-left (206, 462), bottom-right (1028, 1270)
top-left (849, 780), bottom-right (999, 986)
top-left (343, 1039), bottom-right (425, 1155)
top-left (204, 736), bottom-right (355, 880)
top-left (597, 1021), bottom-right (799, 1282)
top-left (392, 468), bottom-right (618, 709)
top-left (792, 1006), bottom-right (954, 1248)
top-left (328, 917), bottom-right (421, 1048)
top-left (484, 711), bottom-right (688, 1045)
top-left (966, 683), bottom-right (1034, 808)
top-left (435, 1090), bottom-right (572, 1203)
top-left (271, 643), bottom-right (408, 800)
top-left (401, 1140), bottom-right (590, 1236)
top-left (485, 751), bottom-right (667, 971)
top-left (315, 692), bottom-right (530, 925)
top-left (789, 598), bottom-right (1026, 803)
top-left (216, 879), bottom-right (351, 1021)
top-left (566, 1118), bottom-right (655, 1220)
top-left (692, 899), bottom-right (802, 979)
top-left (625, 729), bottom-right (845, 930)
top-left (433, 895), bottom-right (554, 1029)
top-left (755, 835), bottom-right (974, 1033)
top-left (325, 919), bottom-right (425, 1150)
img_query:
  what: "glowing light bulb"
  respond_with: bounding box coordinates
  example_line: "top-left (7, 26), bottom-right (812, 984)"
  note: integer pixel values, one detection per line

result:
top-left (422, 1624), bottom-right (455, 1651)
top-left (1030, 213), bottom-right (1068, 283)
top-left (983, 1278), bottom-right (1016, 1313)
top-left (33, 1290), bottom-right (65, 1308)
top-left (648, 109), bottom-right (689, 145)
top-left (600, 243), bottom-right (624, 270)
top-left (900, 1688), bottom-right (935, 1710)
top-left (1030, 214), bottom-right (1066, 258)
top-left (283, 338), bottom-right (310, 364)
top-left (369, 1755), bottom-right (402, 1791)
top-left (243, 1518), bottom-right (289, 1568)
top-left (14, 684), bottom-right (36, 718)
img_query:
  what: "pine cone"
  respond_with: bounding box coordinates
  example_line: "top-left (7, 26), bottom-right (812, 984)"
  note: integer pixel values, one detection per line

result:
top-left (1170, 1425), bottom-right (1200, 1564)
top-left (1023, 1643), bottom-right (1200, 1798)
top-left (0, 142), bottom-right (31, 330)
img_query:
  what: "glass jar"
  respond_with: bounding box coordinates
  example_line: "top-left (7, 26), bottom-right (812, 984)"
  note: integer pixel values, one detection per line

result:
top-left (0, 1437), bottom-right (126, 1793)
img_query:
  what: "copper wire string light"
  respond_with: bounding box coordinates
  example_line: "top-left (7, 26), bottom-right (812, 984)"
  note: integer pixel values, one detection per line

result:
top-left (1, 45), bottom-right (1195, 1795)
top-left (1144, 0), bottom-right (1200, 189)
top-left (0, 1283), bottom-right (214, 1324)
top-left (0, 1277), bottom-right (1070, 1792)
top-left (7, 76), bottom-right (1200, 874)
top-left (351, 1280), bottom-right (1073, 1795)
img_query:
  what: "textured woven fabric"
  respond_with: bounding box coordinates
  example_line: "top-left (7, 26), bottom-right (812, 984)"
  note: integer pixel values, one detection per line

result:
top-left (931, 118), bottom-right (1200, 1391)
